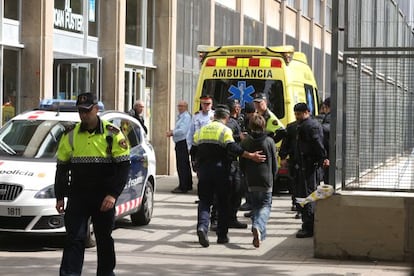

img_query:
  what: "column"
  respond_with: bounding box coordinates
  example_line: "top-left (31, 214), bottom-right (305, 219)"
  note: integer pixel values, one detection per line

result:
top-left (21, 0), bottom-right (54, 108)
top-left (99, 0), bottom-right (126, 110)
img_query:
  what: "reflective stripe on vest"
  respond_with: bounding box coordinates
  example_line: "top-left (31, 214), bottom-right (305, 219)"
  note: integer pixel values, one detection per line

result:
top-left (194, 121), bottom-right (234, 146)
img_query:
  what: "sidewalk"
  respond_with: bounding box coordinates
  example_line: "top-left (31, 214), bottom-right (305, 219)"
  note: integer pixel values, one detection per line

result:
top-left (0, 175), bottom-right (411, 275)
top-left (151, 175), bottom-right (412, 275)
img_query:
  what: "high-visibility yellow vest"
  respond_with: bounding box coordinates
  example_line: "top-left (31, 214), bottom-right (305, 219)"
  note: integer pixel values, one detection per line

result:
top-left (265, 109), bottom-right (285, 134)
top-left (57, 119), bottom-right (130, 164)
top-left (193, 120), bottom-right (234, 147)
top-left (2, 103), bottom-right (15, 125)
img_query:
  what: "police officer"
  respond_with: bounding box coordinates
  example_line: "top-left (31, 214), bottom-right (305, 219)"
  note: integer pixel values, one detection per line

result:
top-left (55, 93), bottom-right (131, 276)
top-left (253, 93), bottom-right (287, 143)
top-left (187, 94), bottom-right (215, 169)
top-left (292, 103), bottom-right (328, 238)
top-left (191, 105), bottom-right (265, 247)
top-left (320, 97), bottom-right (331, 184)
top-left (279, 120), bottom-right (301, 218)
top-left (226, 99), bottom-right (247, 229)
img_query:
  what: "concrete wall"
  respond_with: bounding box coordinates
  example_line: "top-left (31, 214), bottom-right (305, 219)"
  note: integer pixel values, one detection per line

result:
top-left (21, 0), bottom-right (54, 107)
top-left (99, 0), bottom-right (125, 110)
top-left (314, 194), bottom-right (414, 261)
top-left (152, 0), bottom-right (176, 175)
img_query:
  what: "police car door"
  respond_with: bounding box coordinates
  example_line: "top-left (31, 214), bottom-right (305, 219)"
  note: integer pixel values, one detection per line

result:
top-left (105, 116), bottom-right (147, 216)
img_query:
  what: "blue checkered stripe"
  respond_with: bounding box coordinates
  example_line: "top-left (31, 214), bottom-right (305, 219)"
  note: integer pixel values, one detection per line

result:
top-left (70, 155), bottom-right (129, 163)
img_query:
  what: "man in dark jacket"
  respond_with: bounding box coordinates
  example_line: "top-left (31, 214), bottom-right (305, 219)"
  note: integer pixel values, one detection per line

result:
top-left (128, 100), bottom-right (148, 134)
top-left (225, 99), bottom-right (247, 229)
top-left (279, 120), bottom-right (300, 217)
top-left (321, 97), bottom-right (331, 184)
top-left (292, 103), bottom-right (328, 238)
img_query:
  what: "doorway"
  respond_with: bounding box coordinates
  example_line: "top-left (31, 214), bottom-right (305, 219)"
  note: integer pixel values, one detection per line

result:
top-left (124, 68), bottom-right (145, 112)
top-left (53, 58), bottom-right (102, 100)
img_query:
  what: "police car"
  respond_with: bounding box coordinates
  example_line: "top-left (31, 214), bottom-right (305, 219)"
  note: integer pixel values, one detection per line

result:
top-left (0, 99), bottom-right (156, 235)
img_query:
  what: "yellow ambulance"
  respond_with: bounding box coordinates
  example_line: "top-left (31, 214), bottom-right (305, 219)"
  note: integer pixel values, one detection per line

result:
top-left (194, 45), bottom-right (320, 190)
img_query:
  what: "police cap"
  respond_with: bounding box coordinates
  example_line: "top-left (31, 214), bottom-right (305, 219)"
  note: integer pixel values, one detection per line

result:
top-left (294, 103), bottom-right (310, 112)
top-left (214, 104), bottom-right (230, 117)
top-left (76, 93), bottom-right (98, 109)
top-left (253, 93), bottom-right (266, 102)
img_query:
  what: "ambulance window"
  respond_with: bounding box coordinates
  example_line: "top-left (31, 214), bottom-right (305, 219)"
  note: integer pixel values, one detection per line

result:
top-left (304, 84), bottom-right (316, 116)
top-left (267, 80), bottom-right (285, 119)
top-left (201, 79), bottom-right (285, 118)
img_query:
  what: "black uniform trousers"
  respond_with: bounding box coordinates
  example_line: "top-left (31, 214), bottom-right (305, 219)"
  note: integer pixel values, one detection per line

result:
top-left (60, 192), bottom-right (115, 276)
top-left (211, 160), bottom-right (242, 224)
top-left (228, 160), bottom-right (243, 221)
top-left (175, 139), bottom-right (193, 191)
top-left (293, 163), bottom-right (320, 234)
top-left (197, 161), bottom-right (230, 238)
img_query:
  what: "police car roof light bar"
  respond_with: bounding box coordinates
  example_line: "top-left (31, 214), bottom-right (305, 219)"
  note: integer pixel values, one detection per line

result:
top-left (38, 99), bottom-right (105, 112)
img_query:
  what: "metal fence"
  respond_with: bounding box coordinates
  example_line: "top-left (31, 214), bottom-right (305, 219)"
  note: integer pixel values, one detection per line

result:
top-left (332, 0), bottom-right (414, 191)
top-left (342, 54), bottom-right (414, 191)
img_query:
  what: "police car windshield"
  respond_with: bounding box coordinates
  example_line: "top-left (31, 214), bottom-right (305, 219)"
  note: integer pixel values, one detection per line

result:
top-left (0, 120), bottom-right (71, 158)
top-left (202, 79), bottom-right (285, 118)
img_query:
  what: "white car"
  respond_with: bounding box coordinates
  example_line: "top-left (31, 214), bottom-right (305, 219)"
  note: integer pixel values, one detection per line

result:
top-left (0, 100), bottom-right (156, 234)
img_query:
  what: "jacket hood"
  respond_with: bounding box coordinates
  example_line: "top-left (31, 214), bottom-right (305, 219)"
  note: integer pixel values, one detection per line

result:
top-left (249, 131), bottom-right (267, 142)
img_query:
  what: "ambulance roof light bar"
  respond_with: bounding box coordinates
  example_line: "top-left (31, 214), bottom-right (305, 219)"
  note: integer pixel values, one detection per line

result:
top-left (267, 45), bottom-right (295, 65)
top-left (197, 45), bottom-right (221, 64)
top-left (197, 45), bottom-right (298, 65)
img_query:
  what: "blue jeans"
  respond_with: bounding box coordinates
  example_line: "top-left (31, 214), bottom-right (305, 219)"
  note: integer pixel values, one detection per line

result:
top-left (250, 191), bottom-right (272, 240)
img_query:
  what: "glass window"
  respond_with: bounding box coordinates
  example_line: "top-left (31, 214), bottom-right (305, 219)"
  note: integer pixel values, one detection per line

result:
top-left (147, 0), bottom-right (154, 48)
top-left (286, 0), bottom-right (296, 9)
top-left (244, 16), bottom-right (264, 45)
top-left (267, 27), bottom-right (283, 46)
top-left (111, 118), bottom-right (142, 147)
top-left (88, 0), bottom-right (99, 37)
top-left (314, 0), bottom-right (321, 24)
top-left (0, 119), bottom-right (72, 159)
top-left (325, 0), bottom-right (332, 30)
top-left (304, 84), bottom-right (317, 116)
top-left (126, 0), bottom-right (143, 46)
top-left (176, 0), bottom-right (210, 104)
top-left (55, 0), bottom-right (65, 9)
top-left (54, 0), bottom-right (83, 33)
top-left (201, 79), bottom-right (285, 118)
top-left (301, 0), bottom-right (309, 17)
top-left (120, 120), bottom-right (140, 147)
top-left (4, 0), bottom-right (19, 20)
top-left (2, 49), bottom-right (19, 125)
top-left (215, 4), bottom-right (240, 45)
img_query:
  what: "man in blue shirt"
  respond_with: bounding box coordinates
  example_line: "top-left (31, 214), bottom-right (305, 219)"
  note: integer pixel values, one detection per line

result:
top-left (167, 100), bottom-right (193, 193)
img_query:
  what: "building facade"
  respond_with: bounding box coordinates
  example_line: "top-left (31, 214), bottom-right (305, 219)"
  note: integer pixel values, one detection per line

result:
top-left (0, 0), bottom-right (155, 126)
top-left (0, 0), bottom-right (334, 174)
top-left (4, 0), bottom-right (410, 175)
